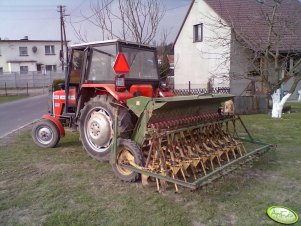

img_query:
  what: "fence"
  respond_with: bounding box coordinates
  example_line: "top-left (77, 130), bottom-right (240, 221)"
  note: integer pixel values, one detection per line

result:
top-left (172, 87), bottom-right (230, 96)
top-left (171, 85), bottom-right (267, 114)
top-left (0, 72), bottom-right (64, 96)
top-left (234, 96), bottom-right (268, 114)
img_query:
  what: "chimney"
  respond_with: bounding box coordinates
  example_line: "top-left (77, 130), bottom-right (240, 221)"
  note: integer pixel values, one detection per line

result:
top-left (21, 36), bottom-right (28, 40)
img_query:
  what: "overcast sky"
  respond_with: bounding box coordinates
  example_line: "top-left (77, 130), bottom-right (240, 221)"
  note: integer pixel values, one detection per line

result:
top-left (0, 0), bottom-right (191, 44)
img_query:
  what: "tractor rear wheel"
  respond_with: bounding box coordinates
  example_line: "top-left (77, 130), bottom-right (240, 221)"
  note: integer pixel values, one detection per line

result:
top-left (112, 139), bottom-right (144, 182)
top-left (32, 119), bottom-right (60, 148)
top-left (79, 95), bottom-right (133, 161)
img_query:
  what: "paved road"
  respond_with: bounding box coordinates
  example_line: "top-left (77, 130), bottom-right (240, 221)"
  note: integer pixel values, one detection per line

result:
top-left (0, 94), bottom-right (48, 138)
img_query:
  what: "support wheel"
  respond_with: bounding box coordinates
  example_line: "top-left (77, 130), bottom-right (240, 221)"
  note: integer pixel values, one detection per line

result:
top-left (32, 119), bottom-right (60, 148)
top-left (112, 139), bottom-right (144, 182)
top-left (79, 95), bottom-right (133, 161)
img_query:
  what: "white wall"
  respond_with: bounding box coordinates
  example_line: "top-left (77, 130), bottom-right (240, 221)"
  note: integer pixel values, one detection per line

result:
top-left (174, 0), bottom-right (231, 89)
top-left (229, 36), bottom-right (261, 95)
top-left (0, 41), bottom-right (62, 73)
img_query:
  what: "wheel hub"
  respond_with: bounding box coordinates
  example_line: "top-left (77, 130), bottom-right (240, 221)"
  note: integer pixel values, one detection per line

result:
top-left (117, 149), bottom-right (135, 176)
top-left (37, 127), bottom-right (53, 144)
top-left (86, 108), bottom-right (113, 150)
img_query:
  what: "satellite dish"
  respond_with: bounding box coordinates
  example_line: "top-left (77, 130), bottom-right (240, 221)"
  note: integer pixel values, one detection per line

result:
top-left (32, 46), bottom-right (38, 53)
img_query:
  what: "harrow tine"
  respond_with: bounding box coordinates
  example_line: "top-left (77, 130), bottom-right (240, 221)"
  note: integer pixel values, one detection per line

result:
top-left (180, 167), bottom-right (187, 182)
top-left (172, 174), bottom-right (179, 193)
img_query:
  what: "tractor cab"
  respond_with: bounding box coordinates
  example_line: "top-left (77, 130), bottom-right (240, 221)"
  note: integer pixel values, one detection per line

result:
top-left (63, 40), bottom-right (167, 116)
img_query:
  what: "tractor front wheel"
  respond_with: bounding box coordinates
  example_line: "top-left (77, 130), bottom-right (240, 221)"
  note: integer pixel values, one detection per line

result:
top-left (112, 139), bottom-right (144, 182)
top-left (79, 95), bottom-right (133, 161)
top-left (32, 119), bottom-right (60, 148)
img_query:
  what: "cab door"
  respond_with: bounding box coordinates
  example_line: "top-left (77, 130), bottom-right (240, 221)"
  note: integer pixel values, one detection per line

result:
top-left (65, 48), bottom-right (85, 114)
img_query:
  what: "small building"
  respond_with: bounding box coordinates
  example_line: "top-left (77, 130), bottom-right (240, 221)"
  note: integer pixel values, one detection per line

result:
top-left (0, 37), bottom-right (64, 74)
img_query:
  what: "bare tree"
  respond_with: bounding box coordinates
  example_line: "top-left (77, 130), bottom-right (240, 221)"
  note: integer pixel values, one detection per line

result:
top-left (71, 0), bottom-right (165, 44)
top-left (198, 0), bottom-right (301, 118)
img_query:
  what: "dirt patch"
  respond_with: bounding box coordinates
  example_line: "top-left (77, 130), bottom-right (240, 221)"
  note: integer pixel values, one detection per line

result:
top-left (0, 207), bottom-right (46, 226)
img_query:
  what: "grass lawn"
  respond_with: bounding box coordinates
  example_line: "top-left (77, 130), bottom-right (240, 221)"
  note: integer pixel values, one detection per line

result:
top-left (0, 95), bottom-right (28, 104)
top-left (1, 103), bottom-right (301, 226)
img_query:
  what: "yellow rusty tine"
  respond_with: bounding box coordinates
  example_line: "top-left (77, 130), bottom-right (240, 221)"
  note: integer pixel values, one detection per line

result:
top-left (167, 162), bottom-right (182, 188)
top-left (217, 139), bottom-right (231, 162)
top-left (210, 139), bottom-right (228, 163)
top-left (167, 134), bottom-right (185, 171)
top-left (145, 139), bottom-right (154, 168)
top-left (180, 132), bottom-right (200, 171)
top-left (232, 139), bottom-right (247, 155)
top-left (141, 174), bottom-right (150, 186)
top-left (240, 142), bottom-right (247, 155)
top-left (180, 167), bottom-right (187, 182)
top-left (199, 160), bottom-right (207, 175)
top-left (224, 134), bottom-right (246, 158)
top-left (180, 132), bottom-right (199, 180)
top-left (155, 178), bottom-right (161, 192)
top-left (156, 137), bottom-right (168, 172)
top-left (223, 135), bottom-right (237, 159)
top-left (174, 135), bottom-right (192, 164)
top-left (202, 142), bottom-right (222, 170)
top-left (172, 174), bottom-right (179, 193)
top-left (188, 139), bottom-right (208, 175)
top-left (202, 143), bottom-right (215, 170)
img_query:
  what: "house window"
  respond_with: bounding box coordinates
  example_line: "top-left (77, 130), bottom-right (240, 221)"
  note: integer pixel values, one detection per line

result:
top-left (19, 47), bottom-right (28, 56)
top-left (193, 23), bottom-right (203, 42)
top-left (45, 65), bottom-right (57, 72)
top-left (20, 66), bottom-right (29, 74)
top-left (45, 45), bottom-right (55, 55)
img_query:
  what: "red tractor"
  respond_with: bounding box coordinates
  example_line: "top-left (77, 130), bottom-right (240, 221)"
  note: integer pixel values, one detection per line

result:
top-left (32, 39), bottom-right (173, 161)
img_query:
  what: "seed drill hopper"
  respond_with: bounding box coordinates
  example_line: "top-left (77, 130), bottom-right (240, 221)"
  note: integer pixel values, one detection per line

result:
top-left (111, 94), bottom-right (274, 192)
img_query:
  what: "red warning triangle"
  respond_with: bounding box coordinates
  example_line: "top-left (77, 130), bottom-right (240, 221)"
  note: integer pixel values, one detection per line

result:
top-left (113, 52), bottom-right (130, 74)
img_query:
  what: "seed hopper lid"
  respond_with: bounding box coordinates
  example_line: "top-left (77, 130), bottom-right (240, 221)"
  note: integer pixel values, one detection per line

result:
top-left (127, 94), bottom-right (234, 118)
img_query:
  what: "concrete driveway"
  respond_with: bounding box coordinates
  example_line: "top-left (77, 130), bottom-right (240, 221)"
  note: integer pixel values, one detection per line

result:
top-left (0, 94), bottom-right (48, 138)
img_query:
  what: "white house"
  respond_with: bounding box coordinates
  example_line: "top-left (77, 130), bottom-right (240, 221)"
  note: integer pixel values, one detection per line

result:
top-left (0, 37), bottom-right (63, 74)
top-left (174, 0), bottom-right (301, 98)
top-left (174, 0), bottom-right (231, 90)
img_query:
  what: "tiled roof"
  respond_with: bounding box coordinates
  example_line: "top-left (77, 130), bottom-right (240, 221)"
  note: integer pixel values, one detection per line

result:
top-left (205, 0), bottom-right (301, 52)
top-left (175, 0), bottom-right (301, 52)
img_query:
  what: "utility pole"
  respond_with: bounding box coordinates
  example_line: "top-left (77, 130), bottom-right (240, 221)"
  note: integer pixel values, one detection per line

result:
top-left (57, 5), bottom-right (69, 71)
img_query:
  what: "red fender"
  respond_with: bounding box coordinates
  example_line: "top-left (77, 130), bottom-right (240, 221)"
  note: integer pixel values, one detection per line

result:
top-left (81, 84), bottom-right (133, 103)
top-left (42, 114), bottom-right (65, 137)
